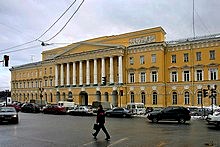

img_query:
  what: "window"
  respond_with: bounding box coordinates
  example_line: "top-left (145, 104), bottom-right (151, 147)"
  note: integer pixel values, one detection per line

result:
top-left (141, 92), bottom-right (146, 104)
top-left (45, 80), bottom-right (47, 87)
top-left (151, 54), bottom-right (156, 63)
top-left (23, 82), bottom-right (26, 88)
top-left (32, 81), bottom-right (34, 88)
top-left (129, 57), bottom-right (134, 65)
top-left (140, 55), bottom-right (145, 64)
top-left (44, 68), bottom-right (47, 74)
top-left (197, 91), bottom-right (202, 105)
top-left (196, 70), bottom-right (203, 81)
top-left (140, 72), bottom-right (146, 83)
top-left (183, 71), bottom-right (190, 82)
top-left (171, 71), bottom-right (178, 82)
top-left (35, 81), bottom-right (38, 88)
top-left (50, 79), bottom-right (53, 86)
top-left (209, 50), bottom-right (215, 60)
top-left (184, 53), bottom-right (189, 62)
top-left (130, 92), bottom-right (134, 103)
top-left (209, 68), bottom-right (218, 80)
top-left (171, 55), bottom-right (176, 63)
top-left (129, 73), bottom-right (135, 83)
top-left (196, 52), bottom-right (201, 61)
top-left (172, 92), bottom-right (178, 105)
top-left (184, 92), bottom-right (190, 105)
top-left (152, 92), bottom-right (157, 105)
top-left (151, 71), bottom-right (158, 82)
top-left (50, 67), bottom-right (52, 74)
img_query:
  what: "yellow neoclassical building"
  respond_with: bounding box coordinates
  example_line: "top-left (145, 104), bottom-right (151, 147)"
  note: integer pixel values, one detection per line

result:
top-left (10, 27), bottom-right (220, 108)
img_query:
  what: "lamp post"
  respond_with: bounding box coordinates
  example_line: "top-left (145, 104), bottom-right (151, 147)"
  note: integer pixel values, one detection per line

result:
top-left (39, 88), bottom-right (44, 109)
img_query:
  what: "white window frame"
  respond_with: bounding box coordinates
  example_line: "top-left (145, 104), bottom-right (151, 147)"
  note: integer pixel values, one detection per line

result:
top-left (182, 70), bottom-right (190, 82)
top-left (184, 53), bottom-right (189, 62)
top-left (151, 54), bottom-right (156, 63)
top-left (151, 71), bottom-right (158, 82)
top-left (140, 55), bottom-right (145, 64)
top-left (195, 69), bottom-right (203, 81)
top-left (129, 57), bottom-right (134, 65)
top-left (184, 92), bottom-right (190, 105)
top-left (140, 72), bottom-right (146, 83)
top-left (170, 71), bottom-right (178, 82)
top-left (196, 52), bottom-right (201, 61)
top-left (209, 68), bottom-right (218, 80)
top-left (209, 50), bottom-right (215, 60)
top-left (129, 73), bottom-right (135, 83)
top-left (171, 55), bottom-right (176, 63)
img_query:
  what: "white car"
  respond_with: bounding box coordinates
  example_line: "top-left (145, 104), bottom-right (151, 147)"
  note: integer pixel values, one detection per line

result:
top-left (206, 111), bottom-right (220, 127)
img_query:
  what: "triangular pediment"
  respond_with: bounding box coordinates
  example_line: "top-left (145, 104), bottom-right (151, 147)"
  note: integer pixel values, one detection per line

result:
top-left (54, 42), bottom-right (121, 58)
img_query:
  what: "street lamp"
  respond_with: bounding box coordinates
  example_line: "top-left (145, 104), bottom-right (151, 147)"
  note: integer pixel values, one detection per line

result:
top-left (39, 88), bottom-right (44, 109)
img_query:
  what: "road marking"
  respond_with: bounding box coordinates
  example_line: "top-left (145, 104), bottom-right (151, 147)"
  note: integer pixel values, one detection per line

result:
top-left (83, 141), bottom-right (96, 146)
top-left (107, 137), bottom-right (129, 147)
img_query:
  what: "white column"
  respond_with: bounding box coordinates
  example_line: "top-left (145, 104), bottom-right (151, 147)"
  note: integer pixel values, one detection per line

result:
top-left (86, 60), bottom-right (90, 85)
top-left (110, 57), bottom-right (114, 84)
top-left (79, 61), bottom-right (83, 85)
top-left (55, 64), bottom-right (58, 86)
top-left (93, 59), bottom-right (98, 85)
top-left (118, 56), bottom-right (123, 84)
top-left (72, 62), bottom-right (76, 86)
top-left (66, 62), bottom-right (70, 86)
top-left (61, 63), bottom-right (64, 86)
top-left (101, 58), bottom-right (105, 84)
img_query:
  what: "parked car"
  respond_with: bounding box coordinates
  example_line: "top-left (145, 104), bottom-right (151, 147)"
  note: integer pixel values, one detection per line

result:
top-left (21, 103), bottom-right (40, 113)
top-left (6, 104), bottom-right (21, 112)
top-left (206, 111), bottom-right (220, 127)
top-left (147, 106), bottom-right (191, 124)
top-left (0, 107), bottom-right (19, 124)
top-left (126, 103), bottom-right (146, 115)
top-left (188, 107), bottom-right (212, 116)
top-left (67, 106), bottom-right (93, 116)
top-left (105, 107), bottom-right (133, 118)
top-left (42, 105), bottom-right (66, 114)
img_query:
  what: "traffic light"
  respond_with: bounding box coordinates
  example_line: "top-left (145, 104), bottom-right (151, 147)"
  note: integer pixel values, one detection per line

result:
top-left (4, 55), bottom-right (9, 67)
top-left (102, 77), bottom-right (106, 85)
top-left (203, 89), bottom-right (208, 97)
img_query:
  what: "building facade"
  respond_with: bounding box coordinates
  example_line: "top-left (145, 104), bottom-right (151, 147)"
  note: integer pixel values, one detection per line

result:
top-left (10, 27), bottom-right (220, 108)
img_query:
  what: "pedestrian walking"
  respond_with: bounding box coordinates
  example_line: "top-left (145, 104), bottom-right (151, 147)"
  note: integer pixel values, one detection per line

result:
top-left (92, 105), bottom-right (110, 141)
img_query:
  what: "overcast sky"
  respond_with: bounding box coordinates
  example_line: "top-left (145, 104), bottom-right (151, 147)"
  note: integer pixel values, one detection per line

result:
top-left (0, 0), bottom-right (220, 91)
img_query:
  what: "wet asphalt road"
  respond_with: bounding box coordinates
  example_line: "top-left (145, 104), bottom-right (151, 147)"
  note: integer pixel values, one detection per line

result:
top-left (0, 112), bottom-right (219, 147)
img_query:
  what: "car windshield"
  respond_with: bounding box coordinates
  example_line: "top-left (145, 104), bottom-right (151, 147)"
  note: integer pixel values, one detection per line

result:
top-left (0, 107), bottom-right (16, 112)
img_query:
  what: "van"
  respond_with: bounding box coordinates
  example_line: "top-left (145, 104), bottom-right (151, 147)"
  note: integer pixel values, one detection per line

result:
top-left (126, 103), bottom-right (146, 115)
top-left (58, 101), bottom-right (76, 110)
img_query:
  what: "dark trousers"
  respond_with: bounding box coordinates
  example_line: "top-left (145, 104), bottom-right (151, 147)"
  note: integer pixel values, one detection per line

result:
top-left (94, 123), bottom-right (110, 138)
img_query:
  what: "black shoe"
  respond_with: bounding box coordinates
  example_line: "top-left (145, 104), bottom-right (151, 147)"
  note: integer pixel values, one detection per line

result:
top-left (92, 133), bottom-right (97, 139)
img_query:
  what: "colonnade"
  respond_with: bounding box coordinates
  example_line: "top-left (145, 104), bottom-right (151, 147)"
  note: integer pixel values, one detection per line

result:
top-left (55, 56), bottom-right (123, 87)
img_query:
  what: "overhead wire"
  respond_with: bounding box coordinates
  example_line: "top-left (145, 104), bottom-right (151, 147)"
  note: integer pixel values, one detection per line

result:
top-left (43, 0), bottom-right (85, 42)
top-left (0, 0), bottom-right (79, 53)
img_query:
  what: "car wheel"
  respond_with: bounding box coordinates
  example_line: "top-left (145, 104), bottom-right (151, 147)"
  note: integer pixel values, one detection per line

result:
top-left (152, 117), bottom-right (158, 123)
top-left (178, 118), bottom-right (186, 124)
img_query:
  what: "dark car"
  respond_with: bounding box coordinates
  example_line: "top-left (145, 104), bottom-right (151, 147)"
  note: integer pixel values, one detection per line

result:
top-left (67, 106), bottom-right (93, 116)
top-left (147, 106), bottom-right (191, 124)
top-left (105, 107), bottom-right (133, 118)
top-left (42, 105), bottom-right (66, 114)
top-left (188, 107), bottom-right (212, 116)
top-left (21, 103), bottom-right (40, 113)
top-left (0, 107), bottom-right (19, 124)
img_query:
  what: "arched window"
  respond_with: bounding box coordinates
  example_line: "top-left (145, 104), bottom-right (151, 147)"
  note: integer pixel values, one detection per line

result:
top-left (63, 92), bottom-right (66, 101)
top-left (152, 92), bottom-right (157, 105)
top-left (197, 91), bottom-right (202, 105)
top-left (141, 92), bottom-right (146, 104)
top-left (50, 93), bottom-right (53, 103)
top-left (130, 92), bottom-right (134, 103)
top-left (184, 92), bottom-right (190, 105)
top-left (172, 92), bottom-right (177, 105)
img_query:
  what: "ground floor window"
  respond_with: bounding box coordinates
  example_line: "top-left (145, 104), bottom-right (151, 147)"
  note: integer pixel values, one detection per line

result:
top-left (184, 91), bottom-right (190, 105)
top-left (141, 92), bottom-right (146, 104)
top-left (152, 92), bottom-right (157, 105)
top-left (197, 91), bottom-right (202, 105)
top-left (130, 92), bottom-right (134, 103)
top-left (172, 92), bottom-right (177, 105)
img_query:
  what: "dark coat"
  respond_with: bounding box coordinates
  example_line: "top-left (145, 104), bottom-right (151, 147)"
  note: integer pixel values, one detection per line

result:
top-left (96, 109), bottom-right (105, 124)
